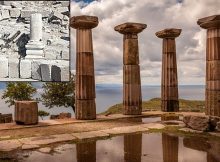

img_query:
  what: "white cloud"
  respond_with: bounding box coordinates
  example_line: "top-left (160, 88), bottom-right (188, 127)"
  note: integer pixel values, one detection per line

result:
top-left (71, 0), bottom-right (220, 85)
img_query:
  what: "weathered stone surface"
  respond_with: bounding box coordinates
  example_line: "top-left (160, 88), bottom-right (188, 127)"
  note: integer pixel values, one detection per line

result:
top-left (38, 147), bottom-right (52, 153)
top-left (142, 123), bottom-right (165, 129)
top-left (183, 115), bottom-right (210, 131)
top-left (102, 125), bottom-right (149, 135)
top-left (179, 128), bottom-right (203, 133)
top-left (61, 49), bottom-right (69, 60)
top-left (217, 122), bottom-right (220, 131)
top-left (22, 144), bottom-right (40, 150)
top-left (155, 28), bottom-right (182, 38)
top-left (1, 9), bottom-right (10, 19)
top-left (51, 65), bottom-right (61, 81)
top-left (115, 22), bottom-right (147, 34)
top-left (40, 64), bottom-right (51, 81)
top-left (197, 15), bottom-right (220, 29)
top-left (72, 131), bottom-right (109, 140)
top-left (9, 8), bottom-right (21, 18)
top-left (21, 10), bottom-right (36, 18)
top-left (20, 59), bottom-right (31, 79)
top-left (0, 57), bottom-right (8, 78)
top-left (8, 59), bottom-right (19, 78)
top-left (50, 112), bottom-right (71, 119)
top-left (0, 140), bottom-right (21, 151)
top-left (19, 134), bottom-right (76, 145)
top-left (0, 113), bottom-right (13, 123)
top-left (70, 15), bottom-right (99, 29)
top-left (31, 61), bottom-right (42, 80)
top-left (15, 101), bottom-right (38, 125)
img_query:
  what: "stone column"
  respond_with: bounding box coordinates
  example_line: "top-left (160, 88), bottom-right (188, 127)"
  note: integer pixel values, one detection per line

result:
top-left (70, 15), bottom-right (98, 120)
top-left (115, 23), bottom-right (146, 115)
top-left (197, 15), bottom-right (220, 116)
top-left (156, 29), bottom-right (181, 112)
top-left (25, 13), bottom-right (44, 59)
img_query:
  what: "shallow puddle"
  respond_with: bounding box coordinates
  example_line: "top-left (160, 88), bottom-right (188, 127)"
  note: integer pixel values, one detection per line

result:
top-left (19, 132), bottom-right (220, 162)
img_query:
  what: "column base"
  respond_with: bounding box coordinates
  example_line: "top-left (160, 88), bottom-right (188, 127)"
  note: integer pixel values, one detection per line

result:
top-left (75, 99), bottom-right (96, 120)
top-left (123, 105), bottom-right (142, 115)
top-left (25, 41), bottom-right (44, 59)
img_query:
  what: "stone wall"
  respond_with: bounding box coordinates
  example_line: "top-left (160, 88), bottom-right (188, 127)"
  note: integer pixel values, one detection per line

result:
top-left (0, 1), bottom-right (70, 81)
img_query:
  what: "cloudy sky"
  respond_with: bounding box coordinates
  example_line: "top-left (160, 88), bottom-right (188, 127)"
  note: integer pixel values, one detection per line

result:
top-left (70, 0), bottom-right (219, 85)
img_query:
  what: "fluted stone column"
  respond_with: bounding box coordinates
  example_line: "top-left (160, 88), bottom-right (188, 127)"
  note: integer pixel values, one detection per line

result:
top-left (115, 23), bottom-right (146, 115)
top-left (156, 29), bottom-right (181, 112)
top-left (197, 15), bottom-right (220, 116)
top-left (70, 15), bottom-right (98, 120)
top-left (25, 13), bottom-right (44, 58)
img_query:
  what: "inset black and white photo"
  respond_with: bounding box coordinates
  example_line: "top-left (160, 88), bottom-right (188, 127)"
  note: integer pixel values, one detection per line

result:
top-left (0, 1), bottom-right (70, 81)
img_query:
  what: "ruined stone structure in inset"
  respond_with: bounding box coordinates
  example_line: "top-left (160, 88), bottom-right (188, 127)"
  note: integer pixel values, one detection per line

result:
top-left (162, 133), bottom-right (179, 162)
top-left (71, 15), bottom-right (98, 120)
top-left (197, 15), bottom-right (220, 116)
top-left (156, 28), bottom-right (181, 112)
top-left (0, 1), bottom-right (70, 81)
top-left (115, 23), bottom-right (146, 115)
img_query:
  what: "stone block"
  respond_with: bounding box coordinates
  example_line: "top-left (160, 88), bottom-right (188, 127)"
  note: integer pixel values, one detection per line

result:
top-left (56, 7), bottom-right (69, 14)
top-left (51, 65), bottom-right (61, 81)
top-left (40, 64), bottom-right (51, 81)
top-left (40, 10), bottom-right (51, 18)
top-left (53, 11), bottom-right (63, 20)
top-left (183, 115), bottom-right (210, 132)
top-left (9, 59), bottom-right (19, 78)
top-left (1, 9), bottom-right (10, 20)
top-left (31, 61), bottom-right (42, 80)
top-left (9, 8), bottom-right (20, 18)
top-left (11, 2), bottom-right (23, 9)
top-left (20, 59), bottom-right (31, 79)
top-left (15, 101), bottom-right (38, 125)
top-left (0, 57), bottom-right (8, 78)
top-left (44, 48), bottom-right (60, 59)
top-left (21, 10), bottom-right (36, 18)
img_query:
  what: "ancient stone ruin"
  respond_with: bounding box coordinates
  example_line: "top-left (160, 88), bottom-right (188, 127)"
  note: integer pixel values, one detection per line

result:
top-left (0, 1), bottom-right (70, 81)
top-left (71, 15), bottom-right (98, 120)
top-left (115, 22), bottom-right (146, 115)
top-left (156, 28), bottom-right (181, 112)
top-left (198, 15), bottom-right (220, 117)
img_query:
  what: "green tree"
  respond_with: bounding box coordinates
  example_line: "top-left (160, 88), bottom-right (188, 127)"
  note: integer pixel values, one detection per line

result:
top-left (41, 76), bottom-right (75, 112)
top-left (38, 110), bottom-right (50, 120)
top-left (2, 82), bottom-right (37, 107)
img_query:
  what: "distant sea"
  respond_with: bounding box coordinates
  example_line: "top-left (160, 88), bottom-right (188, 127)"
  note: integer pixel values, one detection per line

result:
top-left (0, 83), bottom-right (205, 119)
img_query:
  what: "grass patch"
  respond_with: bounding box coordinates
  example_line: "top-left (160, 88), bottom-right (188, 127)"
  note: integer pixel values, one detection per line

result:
top-left (101, 98), bottom-right (205, 115)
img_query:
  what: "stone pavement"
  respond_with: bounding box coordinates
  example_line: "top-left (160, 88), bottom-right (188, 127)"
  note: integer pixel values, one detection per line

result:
top-left (0, 111), bottom-right (209, 152)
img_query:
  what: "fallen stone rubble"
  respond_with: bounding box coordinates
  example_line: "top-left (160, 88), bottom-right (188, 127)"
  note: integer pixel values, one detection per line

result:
top-left (0, 1), bottom-right (70, 81)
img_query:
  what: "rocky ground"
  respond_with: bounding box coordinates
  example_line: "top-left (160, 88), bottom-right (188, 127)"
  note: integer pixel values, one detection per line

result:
top-left (0, 1), bottom-right (70, 81)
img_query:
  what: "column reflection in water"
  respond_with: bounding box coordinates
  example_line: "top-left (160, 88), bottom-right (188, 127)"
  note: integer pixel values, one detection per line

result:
top-left (76, 141), bottom-right (96, 162)
top-left (162, 133), bottom-right (179, 162)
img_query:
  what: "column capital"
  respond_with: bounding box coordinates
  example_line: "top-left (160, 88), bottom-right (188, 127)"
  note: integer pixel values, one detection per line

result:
top-left (197, 15), bottom-right (220, 29)
top-left (70, 15), bottom-right (99, 29)
top-left (114, 22), bottom-right (147, 35)
top-left (155, 28), bottom-right (182, 39)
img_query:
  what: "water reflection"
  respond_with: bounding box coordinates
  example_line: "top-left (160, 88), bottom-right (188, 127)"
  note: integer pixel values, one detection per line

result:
top-left (76, 141), bottom-right (96, 162)
top-left (21, 133), bottom-right (220, 162)
top-left (124, 134), bottom-right (142, 162)
top-left (162, 133), bottom-right (178, 162)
